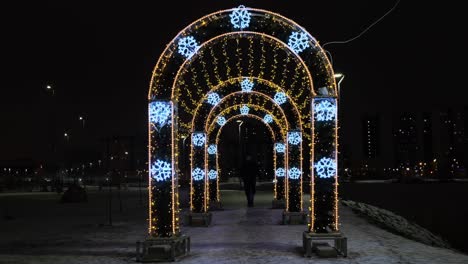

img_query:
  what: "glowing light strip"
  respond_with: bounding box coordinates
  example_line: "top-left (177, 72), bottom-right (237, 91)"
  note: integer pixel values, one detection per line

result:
top-left (171, 31), bottom-right (317, 101)
top-left (203, 91), bottom-right (301, 133)
top-left (191, 76), bottom-right (304, 134)
top-left (148, 6), bottom-right (337, 100)
top-left (206, 104), bottom-right (287, 140)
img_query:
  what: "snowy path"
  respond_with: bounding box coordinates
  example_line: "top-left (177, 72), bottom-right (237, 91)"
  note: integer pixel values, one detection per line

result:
top-left (1, 190), bottom-right (467, 263)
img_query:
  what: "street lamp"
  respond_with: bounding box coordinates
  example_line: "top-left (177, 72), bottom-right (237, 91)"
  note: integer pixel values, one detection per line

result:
top-left (237, 120), bottom-right (244, 184)
top-left (46, 84), bottom-right (55, 96)
top-left (79, 116), bottom-right (85, 128)
top-left (334, 73), bottom-right (345, 98)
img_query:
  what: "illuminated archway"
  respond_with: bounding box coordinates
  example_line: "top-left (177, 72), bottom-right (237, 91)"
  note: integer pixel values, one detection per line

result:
top-left (207, 105), bottom-right (286, 206)
top-left (141, 5), bottom-right (344, 261)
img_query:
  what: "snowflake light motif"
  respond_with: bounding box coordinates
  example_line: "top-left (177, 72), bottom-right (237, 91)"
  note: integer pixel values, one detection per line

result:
top-left (288, 167), bottom-right (302, 180)
top-left (150, 160), bottom-right (172, 182)
top-left (263, 114), bottom-right (273, 124)
top-left (192, 167), bottom-right (205, 181)
top-left (315, 157), bottom-right (337, 178)
top-left (240, 105), bottom-right (250, 115)
top-left (314, 99), bottom-right (337, 121)
top-left (192, 133), bottom-right (206, 147)
top-left (288, 132), bottom-right (302, 145)
top-left (149, 101), bottom-right (171, 128)
top-left (241, 78), bottom-right (254, 92)
top-left (208, 169), bottom-right (217, 180)
top-left (275, 143), bottom-right (285, 153)
top-left (178, 36), bottom-right (200, 59)
top-left (217, 116), bottom-right (227, 126)
top-left (288, 31), bottom-right (310, 54)
top-left (274, 92), bottom-right (287, 105)
top-left (207, 92), bottom-right (221, 106)
top-left (207, 144), bottom-right (217, 155)
top-left (275, 168), bottom-right (286, 177)
top-left (229, 5), bottom-right (251, 29)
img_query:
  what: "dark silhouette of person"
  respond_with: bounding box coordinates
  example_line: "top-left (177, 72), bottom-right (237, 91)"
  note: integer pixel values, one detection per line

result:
top-left (241, 155), bottom-right (257, 207)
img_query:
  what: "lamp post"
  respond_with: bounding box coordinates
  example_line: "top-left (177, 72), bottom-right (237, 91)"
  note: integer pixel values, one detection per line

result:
top-left (79, 116), bottom-right (85, 128)
top-left (334, 73), bottom-right (345, 178)
top-left (237, 120), bottom-right (244, 186)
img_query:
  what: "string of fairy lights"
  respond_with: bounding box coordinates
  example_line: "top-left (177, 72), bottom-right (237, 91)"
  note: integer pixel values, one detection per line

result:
top-left (148, 5), bottom-right (339, 237)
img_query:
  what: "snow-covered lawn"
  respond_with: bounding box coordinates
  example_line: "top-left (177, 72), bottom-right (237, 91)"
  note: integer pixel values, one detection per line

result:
top-left (0, 189), bottom-right (467, 263)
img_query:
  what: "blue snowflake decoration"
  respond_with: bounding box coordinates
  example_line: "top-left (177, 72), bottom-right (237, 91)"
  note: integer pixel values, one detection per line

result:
top-left (288, 167), bottom-right (302, 180)
top-left (288, 132), bottom-right (302, 145)
top-left (207, 92), bottom-right (221, 106)
top-left (241, 78), bottom-right (254, 92)
top-left (240, 105), bottom-right (250, 115)
top-left (275, 143), bottom-right (285, 153)
top-left (288, 31), bottom-right (310, 54)
top-left (208, 169), bottom-right (217, 180)
top-left (263, 114), bottom-right (273, 124)
top-left (275, 168), bottom-right (286, 177)
top-left (274, 92), bottom-right (287, 105)
top-left (315, 157), bottom-right (337, 178)
top-left (178, 36), bottom-right (200, 59)
top-left (149, 101), bottom-right (171, 128)
top-left (217, 116), bottom-right (227, 126)
top-left (192, 133), bottom-right (206, 147)
top-left (207, 144), bottom-right (217, 155)
top-left (150, 160), bottom-right (172, 182)
top-left (314, 99), bottom-right (337, 121)
top-left (229, 5), bottom-right (251, 29)
top-left (192, 167), bottom-right (205, 181)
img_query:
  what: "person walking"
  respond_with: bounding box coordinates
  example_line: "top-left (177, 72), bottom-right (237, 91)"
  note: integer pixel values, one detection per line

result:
top-left (241, 155), bottom-right (257, 207)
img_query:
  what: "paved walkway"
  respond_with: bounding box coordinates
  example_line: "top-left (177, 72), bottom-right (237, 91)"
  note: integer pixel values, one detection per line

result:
top-left (1, 190), bottom-right (467, 263)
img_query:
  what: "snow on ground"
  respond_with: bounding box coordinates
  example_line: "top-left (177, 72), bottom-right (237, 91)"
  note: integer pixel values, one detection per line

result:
top-left (1, 189), bottom-right (467, 263)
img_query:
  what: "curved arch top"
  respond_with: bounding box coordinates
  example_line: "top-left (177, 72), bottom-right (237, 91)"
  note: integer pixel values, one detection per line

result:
top-left (148, 6), bottom-right (336, 100)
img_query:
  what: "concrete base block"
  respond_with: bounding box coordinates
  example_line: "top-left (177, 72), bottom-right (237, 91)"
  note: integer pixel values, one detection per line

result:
top-left (282, 211), bottom-right (307, 225)
top-left (303, 231), bottom-right (347, 257)
top-left (209, 200), bottom-right (223, 211)
top-left (272, 199), bottom-right (285, 209)
top-left (136, 235), bottom-right (190, 262)
top-left (315, 244), bottom-right (338, 258)
top-left (187, 212), bottom-right (212, 227)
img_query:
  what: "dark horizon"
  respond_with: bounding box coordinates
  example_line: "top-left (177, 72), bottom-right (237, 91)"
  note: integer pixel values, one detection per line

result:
top-left (2, 0), bottom-right (466, 163)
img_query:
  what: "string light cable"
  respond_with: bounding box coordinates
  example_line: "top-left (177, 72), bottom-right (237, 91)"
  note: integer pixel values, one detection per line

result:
top-left (322, 0), bottom-right (401, 63)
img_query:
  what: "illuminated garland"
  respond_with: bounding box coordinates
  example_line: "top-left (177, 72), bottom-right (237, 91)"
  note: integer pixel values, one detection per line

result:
top-left (288, 131), bottom-right (302, 145)
top-left (230, 5), bottom-right (251, 29)
top-left (240, 104), bottom-right (250, 115)
top-left (207, 92), bottom-right (221, 106)
top-left (150, 160), bottom-right (172, 182)
top-left (274, 92), bottom-right (287, 105)
top-left (192, 133), bottom-right (206, 147)
top-left (287, 31), bottom-right (310, 54)
top-left (207, 144), bottom-right (217, 155)
top-left (314, 98), bottom-right (337, 121)
top-left (276, 167), bottom-right (286, 177)
top-left (315, 157), bottom-right (336, 179)
top-left (217, 116), bottom-right (227, 126)
top-left (149, 101), bottom-right (171, 128)
top-left (241, 78), bottom-right (254, 92)
top-left (275, 142), bottom-right (286, 153)
top-left (192, 167), bottom-right (205, 181)
top-left (263, 114), bottom-right (273, 124)
top-left (178, 36), bottom-right (200, 59)
top-left (208, 169), bottom-right (217, 180)
top-left (288, 167), bottom-right (301, 180)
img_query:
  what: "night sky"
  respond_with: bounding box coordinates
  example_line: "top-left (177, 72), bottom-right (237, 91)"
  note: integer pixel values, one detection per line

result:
top-left (2, 0), bottom-right (465, 162)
